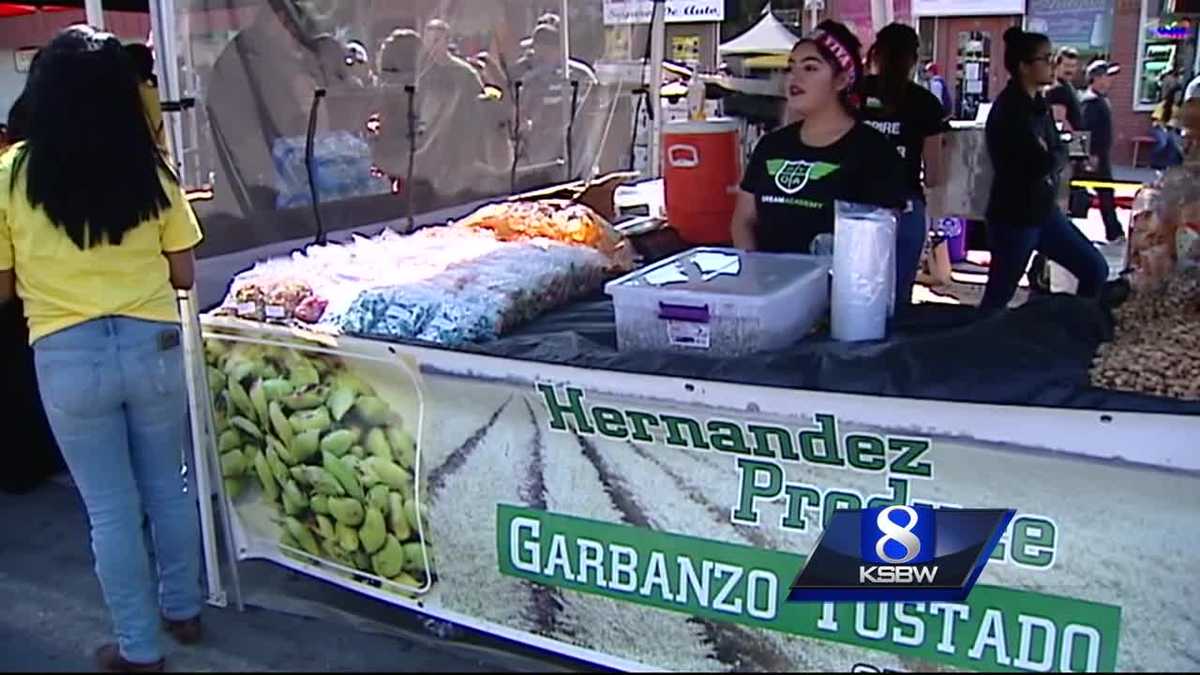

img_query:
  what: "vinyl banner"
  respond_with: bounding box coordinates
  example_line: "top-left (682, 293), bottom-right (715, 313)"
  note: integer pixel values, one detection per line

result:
top-left (602, 0), bottom-right (725, 25)
top-left (201, 324), bottom-right (1199, 672)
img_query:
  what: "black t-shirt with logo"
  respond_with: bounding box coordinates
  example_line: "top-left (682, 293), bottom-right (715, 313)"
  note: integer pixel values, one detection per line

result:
top-left (740, 121), bottom-right (908, 254)
top-left (856, 76), bottom-right (948, 196)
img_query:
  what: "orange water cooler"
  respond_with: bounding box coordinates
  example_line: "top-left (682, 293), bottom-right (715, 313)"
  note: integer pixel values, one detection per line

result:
top-left (662, 118), bottom-right (741, 245)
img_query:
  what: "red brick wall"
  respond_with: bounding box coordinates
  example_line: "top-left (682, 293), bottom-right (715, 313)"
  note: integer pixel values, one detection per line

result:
top-left (1109, 0), bottom-right (1152, 165)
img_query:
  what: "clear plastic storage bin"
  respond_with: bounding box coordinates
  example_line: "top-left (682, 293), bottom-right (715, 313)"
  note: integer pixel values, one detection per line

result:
top-left (604, 248), bottom-right (830, 357)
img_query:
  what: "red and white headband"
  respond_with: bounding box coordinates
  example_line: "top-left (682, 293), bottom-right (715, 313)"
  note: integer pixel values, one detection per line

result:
top-left (805, 28), bottom-right (859, 88)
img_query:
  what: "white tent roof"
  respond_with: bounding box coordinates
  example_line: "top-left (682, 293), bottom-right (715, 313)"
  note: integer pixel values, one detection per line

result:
top-left (718, 9), bottom-right (801, 56)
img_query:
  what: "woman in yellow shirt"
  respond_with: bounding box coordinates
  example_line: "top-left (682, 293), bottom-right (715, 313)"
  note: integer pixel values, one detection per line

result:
top-left (124, 42), bottom-right (167, 152)
top-left (0, 26), bottom-right (203, 672)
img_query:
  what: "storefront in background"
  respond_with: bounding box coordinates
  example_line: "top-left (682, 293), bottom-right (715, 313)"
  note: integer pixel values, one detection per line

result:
top-left (1105, 0), bottom-right (1198, 164)
top-left (913, 0), bottom-right (1024, 120)
top-left (1132, 1), bottom-right (1198, 109)
top-left (1026, 0), bottom-right (1115, 63)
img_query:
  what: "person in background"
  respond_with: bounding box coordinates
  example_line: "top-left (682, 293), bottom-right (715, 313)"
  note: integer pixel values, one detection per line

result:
top-left (731, 21), bottom-right (907, 255)
top-left (920, 61), bottom-right (953, 117)
top-left (1044, 46), bottom-right (1082, 131)
top-left (1033, 45), bottom-right (1084, 293)
top-left (1079, 60), bottom-right (1123, 242)
top-left (979, 27), bottom-right (1108, 313)
top-left (1185, 71), bottom-right (1200, 102)
top-left (124, 42), bottom-right (167, 152)
top-left (1150, 69), bottom-right (1184, 171)
top-left (1183, 75), bottom-right (1200, 159)
top-left (859, 23), bottom-right (948, 309)
top-left (516, 22), bottom-right (598, 166)
top-left (917, 224), bottom-right (954, 290)
top-left (0, 25), bottom-right (204, 672)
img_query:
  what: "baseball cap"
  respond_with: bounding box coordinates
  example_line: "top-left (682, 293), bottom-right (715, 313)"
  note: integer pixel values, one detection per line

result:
top-left (1086, 60), bottom-right (1121, 79)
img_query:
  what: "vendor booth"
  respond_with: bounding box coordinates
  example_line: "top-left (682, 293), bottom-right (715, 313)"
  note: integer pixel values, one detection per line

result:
top-left (141, 0), bottom-right (1200, 671)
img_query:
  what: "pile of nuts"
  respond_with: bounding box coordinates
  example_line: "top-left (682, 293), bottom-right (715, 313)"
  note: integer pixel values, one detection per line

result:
top-left (1090, 269), bottom-right (1200, 400)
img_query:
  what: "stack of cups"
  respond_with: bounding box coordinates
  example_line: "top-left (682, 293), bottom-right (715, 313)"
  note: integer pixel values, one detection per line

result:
top-left (831, 200), bottom-right (898, 342)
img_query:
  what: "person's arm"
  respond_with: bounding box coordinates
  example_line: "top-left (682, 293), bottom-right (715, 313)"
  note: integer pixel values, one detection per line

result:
top-left (920, 93), bottom-right (948, 188)
top-left (923, 134), bottom-right (945, 188)
top-left (0, 268), bottom-right (12, 305)
top-left (161, 179), bottom-right (204, 290)
top-left (0, 190), bottom-right (12, 304)
top-left (733, 138), bottom-right (770, 250)
top-left (166, 250), bottom-right (195, 290)
top-left (730, 189), bottom-right (759, 250)
top-left (987, 99), bottom-right (1053, 178)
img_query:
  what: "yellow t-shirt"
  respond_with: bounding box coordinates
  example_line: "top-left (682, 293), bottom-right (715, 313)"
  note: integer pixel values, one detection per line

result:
top-left (139, 81), bottom-right (168, 151)
top-left (0, 145), bottom-right (204, 343)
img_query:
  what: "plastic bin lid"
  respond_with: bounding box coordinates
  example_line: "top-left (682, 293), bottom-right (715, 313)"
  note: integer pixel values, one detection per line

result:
top-left (606, 247), bottom-right (828, 298)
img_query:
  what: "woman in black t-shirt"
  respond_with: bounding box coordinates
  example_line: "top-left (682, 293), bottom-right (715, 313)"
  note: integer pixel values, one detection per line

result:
top-left (731, 21), bottom-right (906, 255)
top-left (859, 23), bottom-right (948, 309)
top-left (979, 28), bottom-right (1108, 312)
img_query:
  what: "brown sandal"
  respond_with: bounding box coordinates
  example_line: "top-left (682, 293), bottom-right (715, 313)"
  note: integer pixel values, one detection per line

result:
top-left (94, 644), bottom-right (165, 673)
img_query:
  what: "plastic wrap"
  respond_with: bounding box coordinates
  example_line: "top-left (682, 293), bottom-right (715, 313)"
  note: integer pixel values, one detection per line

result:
top-left (271, 131), bottom-right (392, 209)
top-left (831, 201), bottom-right (897, 342)
top-left (217, 216), bottom-right (620, 346)
top-left (177, 0), bottom-right (642, 258)
top-left (1129, 163), bottom-right (1200, 292)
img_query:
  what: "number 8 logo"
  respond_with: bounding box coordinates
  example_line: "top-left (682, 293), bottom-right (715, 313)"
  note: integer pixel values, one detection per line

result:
top-left (875, 505), bottom-right (923, 564)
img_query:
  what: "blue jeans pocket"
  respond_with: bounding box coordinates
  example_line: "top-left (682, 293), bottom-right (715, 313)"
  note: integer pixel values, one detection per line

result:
top-left (150, 338), bottom-right (185, 400)
top-left (36, 353), bottom-right (103, 419)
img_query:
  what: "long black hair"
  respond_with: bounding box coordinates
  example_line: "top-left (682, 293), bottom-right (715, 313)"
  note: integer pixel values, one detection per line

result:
top-left (1002, 26), bottom-right (1050, 77)
top-left (14, 25), bottom-right (171, 250)
top-left (123, 42), bottom-right (157, 87)
top-left (868, 23), bottom-right (920, 113)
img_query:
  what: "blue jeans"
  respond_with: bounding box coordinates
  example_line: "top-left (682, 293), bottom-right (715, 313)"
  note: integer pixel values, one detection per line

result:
top-left (34, 317), bottom-right (201, 663)
top-left (1150, 126), bottom-right (1184, 170)
top-left (980, 208), bottom-right (1109, 312)
top-left (895, 197), bottom-right (928, 310)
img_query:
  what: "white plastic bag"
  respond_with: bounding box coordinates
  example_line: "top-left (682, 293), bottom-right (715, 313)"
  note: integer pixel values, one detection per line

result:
top-left (831, 201), bottom-right (897, 342)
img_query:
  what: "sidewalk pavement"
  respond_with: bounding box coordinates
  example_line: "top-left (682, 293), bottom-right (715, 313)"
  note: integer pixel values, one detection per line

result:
top-left (0, 481), bottom-right (601, 673)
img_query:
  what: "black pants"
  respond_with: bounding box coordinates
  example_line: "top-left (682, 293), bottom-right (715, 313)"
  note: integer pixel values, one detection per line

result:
top-left (981, 207), bottom-right (1109, 312)
top-left (1085, 158), bottom-right (1123, 241)
top-left (0, 300), bottom-right (65, 493)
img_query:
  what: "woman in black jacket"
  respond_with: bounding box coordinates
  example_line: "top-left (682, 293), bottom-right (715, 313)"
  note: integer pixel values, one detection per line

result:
top-left (979, 27), bottom-right (1108, 312)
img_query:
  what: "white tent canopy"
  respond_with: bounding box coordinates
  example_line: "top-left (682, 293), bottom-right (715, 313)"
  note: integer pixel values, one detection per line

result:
top-left (718, 8), bottom-right (801, 56)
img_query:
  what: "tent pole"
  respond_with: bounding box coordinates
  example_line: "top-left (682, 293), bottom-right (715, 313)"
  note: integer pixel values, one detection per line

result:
top-left (85, 0), bottom-right (104, 29)
top-left (648, 0), bottom-right (666, 178)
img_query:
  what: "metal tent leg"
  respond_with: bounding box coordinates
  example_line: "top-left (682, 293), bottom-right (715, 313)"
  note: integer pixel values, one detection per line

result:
top-left (178, 290), bottom-right (244, 611)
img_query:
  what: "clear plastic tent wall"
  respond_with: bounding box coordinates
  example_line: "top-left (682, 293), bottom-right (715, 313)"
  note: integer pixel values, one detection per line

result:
top-left (170, 0), bottom-right (645, 258)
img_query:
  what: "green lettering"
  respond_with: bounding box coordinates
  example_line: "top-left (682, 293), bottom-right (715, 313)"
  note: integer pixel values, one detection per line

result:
top-left (781, 484), bottom-right (818, 530)
top-left (846, 434), bottom-right (887, 471)
top-left (707, 420), bottom-right (749, 454)
top-left (822, 490), bottom-right (862, 530)
top-left (593, 407), bottom-right (629, 439)
top-left (662, 415), bottom-right (710, 449)
top-left (732, 458), bottom-right (784, 524)
top-left (798, 414), bottom-right (843, 467)
top-left (1012, 517), bottom-right (1056, 568)
top-left (888, 437), bottom-right (933, 477)
top-left (749, 424), bottom-right (796, 460)
top-left (866, 477), bottom-right (911, 510)
top-left (626, 410), bottom-right (660, 442)
top-left (536, 384), bottom-right (595, 434)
